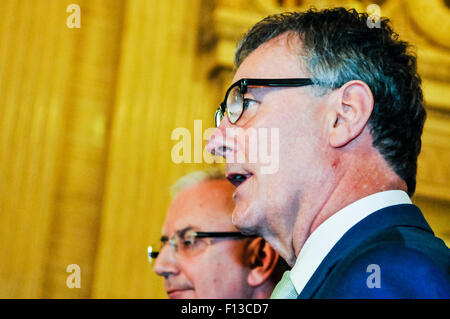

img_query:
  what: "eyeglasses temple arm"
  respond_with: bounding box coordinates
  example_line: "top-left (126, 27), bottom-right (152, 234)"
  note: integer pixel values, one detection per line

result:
top-left (195, 231), bottom-right (258, 238)
top-left (245, 78), bottom-right (315, 87)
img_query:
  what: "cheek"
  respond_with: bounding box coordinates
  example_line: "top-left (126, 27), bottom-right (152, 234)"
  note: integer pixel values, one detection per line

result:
top-left (278, 111), bottom-right (324, 175)
top-left (249, 121), bottom-right (311, 208)
top-left (193, 247), bottom-right (249, 298)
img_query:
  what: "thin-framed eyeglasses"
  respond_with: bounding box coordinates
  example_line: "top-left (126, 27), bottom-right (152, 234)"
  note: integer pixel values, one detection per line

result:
top-left (215, 78), bottom-right (316, 127)
top-left (148, 228), bottom-right (256, 263)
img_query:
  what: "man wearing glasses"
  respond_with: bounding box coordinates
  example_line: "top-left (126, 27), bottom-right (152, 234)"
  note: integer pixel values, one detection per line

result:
top-left (150, 168), bottom-right (288, 299)
top-left (206, 8), bottom-right (450, 298)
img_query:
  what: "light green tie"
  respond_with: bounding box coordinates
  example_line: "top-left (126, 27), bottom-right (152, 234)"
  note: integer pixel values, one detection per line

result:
top-left (270, 270), bottom-right (298, 299)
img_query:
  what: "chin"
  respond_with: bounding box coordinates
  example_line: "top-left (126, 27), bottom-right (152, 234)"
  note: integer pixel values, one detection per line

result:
top-left (232, 200), bottom-right (262, 236)
top-left (168, 289), bottom-right (196, 299)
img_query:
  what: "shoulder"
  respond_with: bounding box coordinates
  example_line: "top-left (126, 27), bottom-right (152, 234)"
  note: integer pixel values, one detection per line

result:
top-left (315, 237), bottom-right (450, 298)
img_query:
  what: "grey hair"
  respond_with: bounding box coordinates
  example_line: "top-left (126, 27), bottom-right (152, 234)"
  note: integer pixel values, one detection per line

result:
top-left (234, 8), bottom-right (426, 196)
top-left (170, 167), bottom-right (226, 198)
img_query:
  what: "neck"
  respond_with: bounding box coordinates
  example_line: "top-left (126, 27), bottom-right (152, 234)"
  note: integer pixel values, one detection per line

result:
top-left (252, 283), bottom-right (279, 299)
top-left (292, 148), bottom-right (407, 258)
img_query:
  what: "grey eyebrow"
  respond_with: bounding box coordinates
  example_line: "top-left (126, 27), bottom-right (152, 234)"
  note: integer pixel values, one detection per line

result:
top-left (160, 226), bottom-right (197, 242)
top-left (175, 226), bottom-right (195, 237)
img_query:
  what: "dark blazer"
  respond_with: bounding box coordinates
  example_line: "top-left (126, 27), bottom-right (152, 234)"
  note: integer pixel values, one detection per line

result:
top-left (298, 204), bottom-right (450, 298)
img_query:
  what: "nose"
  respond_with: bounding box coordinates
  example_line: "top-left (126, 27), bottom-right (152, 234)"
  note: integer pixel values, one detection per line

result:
top-left (153, 246), bottom-right (180, 279)
top-left (205, 117), bottom-right (235, 159)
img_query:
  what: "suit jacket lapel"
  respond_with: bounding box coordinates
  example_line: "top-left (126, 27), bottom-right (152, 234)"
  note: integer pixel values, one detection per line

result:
top-left (298, 204), bottom-right (433, 298)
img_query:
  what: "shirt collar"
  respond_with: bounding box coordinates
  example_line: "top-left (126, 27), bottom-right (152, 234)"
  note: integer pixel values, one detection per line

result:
top-left (290, 190), bottom-right (412, 295)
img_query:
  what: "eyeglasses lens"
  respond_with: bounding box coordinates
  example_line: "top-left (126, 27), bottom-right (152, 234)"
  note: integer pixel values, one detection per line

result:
top-left (226, 86), bottom-right (243, 124)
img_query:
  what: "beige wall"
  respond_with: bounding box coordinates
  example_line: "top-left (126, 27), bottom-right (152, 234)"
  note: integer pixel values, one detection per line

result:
top-left (0, 0), bottom-right (448, 298)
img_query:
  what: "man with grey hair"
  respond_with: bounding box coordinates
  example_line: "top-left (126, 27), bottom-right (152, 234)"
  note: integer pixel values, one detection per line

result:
top-left (206, 8), bottom-right (449, 298)
top-left (151, 167), bottom-right (288, 299)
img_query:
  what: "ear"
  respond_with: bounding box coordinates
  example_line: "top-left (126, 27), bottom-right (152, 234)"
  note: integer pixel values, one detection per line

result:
top-left (329, 80), bottom-right (374, 148)
top-left (246, 237), bottom-right (280, 287)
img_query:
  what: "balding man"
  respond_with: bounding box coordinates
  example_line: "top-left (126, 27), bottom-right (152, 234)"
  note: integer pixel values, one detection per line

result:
top-left (151, 168), bottom-right (288, 298)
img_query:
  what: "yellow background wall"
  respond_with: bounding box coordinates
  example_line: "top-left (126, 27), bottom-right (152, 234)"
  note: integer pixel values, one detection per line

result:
top-left (0, 0), bottom-right (449, 298)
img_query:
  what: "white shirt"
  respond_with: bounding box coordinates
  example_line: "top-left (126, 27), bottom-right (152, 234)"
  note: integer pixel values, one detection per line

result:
top-left (290, 190), bottom-right (412, 295)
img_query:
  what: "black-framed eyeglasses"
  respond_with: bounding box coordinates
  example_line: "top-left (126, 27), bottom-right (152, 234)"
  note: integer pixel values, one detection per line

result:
top-left (148, 229), bottom-right (256, 263)
top-left (215, 78), bottom-right (316, 127)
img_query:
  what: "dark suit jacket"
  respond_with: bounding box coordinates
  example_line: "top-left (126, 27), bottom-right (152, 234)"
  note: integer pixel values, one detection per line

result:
top-left (298, 204), bottom-right (450, 298)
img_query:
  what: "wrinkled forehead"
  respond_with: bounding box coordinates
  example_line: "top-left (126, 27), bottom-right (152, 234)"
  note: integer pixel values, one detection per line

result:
top-left (233, 32), bottom-right (309, 83)
top-left (162, 179), bottom-right (236, 235)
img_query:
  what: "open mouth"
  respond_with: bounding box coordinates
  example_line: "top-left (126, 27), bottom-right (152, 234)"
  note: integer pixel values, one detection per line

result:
top-left (227, 173), bottom-right (253, 187)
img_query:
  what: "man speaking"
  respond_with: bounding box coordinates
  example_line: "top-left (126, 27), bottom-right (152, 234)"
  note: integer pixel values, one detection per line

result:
top-left (206, 7), bottom-right (450, 298)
